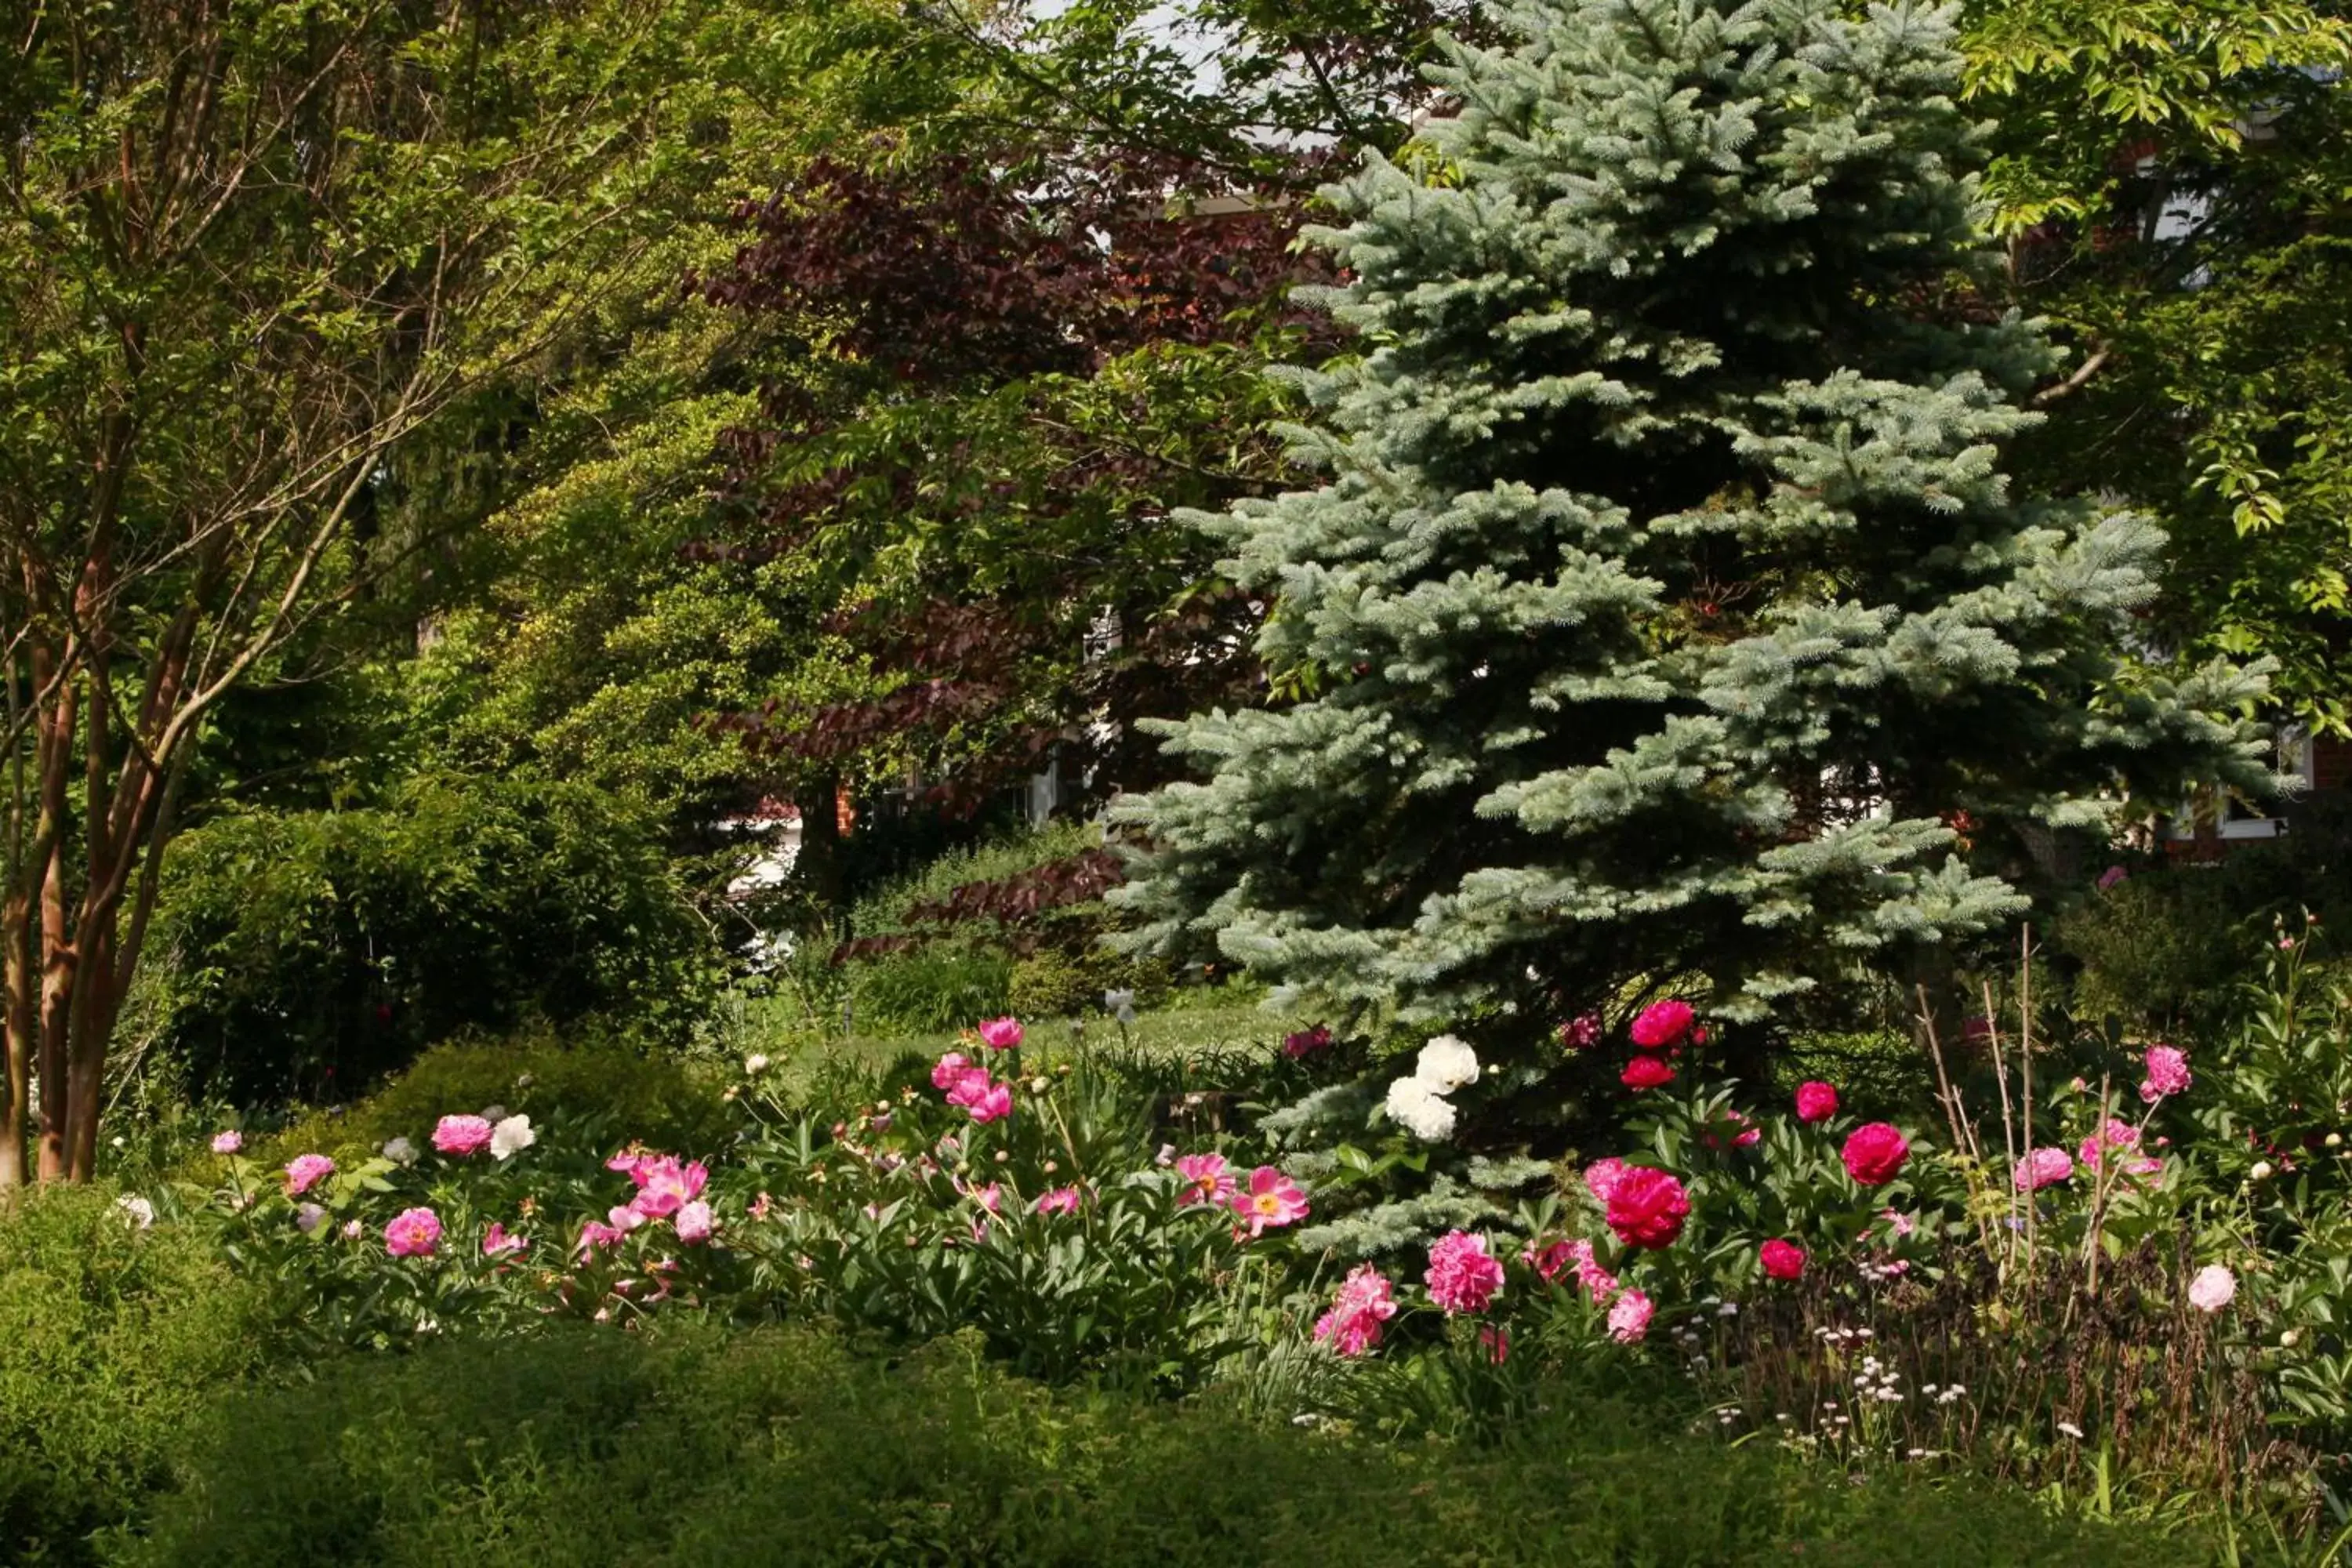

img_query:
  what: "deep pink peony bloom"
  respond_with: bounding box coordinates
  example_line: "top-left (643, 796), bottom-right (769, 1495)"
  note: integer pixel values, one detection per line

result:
top-left (1313, 1264), bottom-right (1398, 1357)
top-left (481, 1222), bottom-right (527, 1258)
top-left (384, 1207), bottom-right (441, 1258)
top-left (1282, 1025), bottom-right (1333, 1058)
top-left (1174, 1152), bottom-right (1237, 1207)
top-left (1759, 1239), bottom-right (1806, 1280)
top-left (1795, 1081), bottom-right (1839, 1123)
top-left (629, 1156), bottom-right (710, 1218)
top-left (1480, 1324), bottom-right (1511, 1364)
top-left (976, 1017), bottom-right (1024, 1051)
top-left (1606, 1167), bottom-right (1691, 1250)
top-left (211, 1130), bottom-right (243, 1155)
top-left (966, 1080), bottom-right (1013, 1123)
top-left (2078, 1119), bottom-right (2161, 1177)
top-left (433, 1114), bottom-right (494, 1156)
top-left (1621, 1054), bottom-right (1676, 1091)
top-left (2139, 1045), bottom-right (2192, 1103)
top-left (1702, 1110), bottom-right (1762, 1150)
top-left (1630, 1000), bottom-right (1694, 1050)
top-left (1584, 1157), bottom-right (1631, 1205)
top-left (1606, 1287), bottom-right (1655, 1343)
top-left (1567, 1238), bottom-right (1621, 1299)
top-left (283, 1152), bottom-right (336, 1196)
top-left (1232, 1165), bottom-right (1309, 1237)
top-left (2013, 1146), bottom-right (2075, 1191)
top-left (930, 1051), bottom-right (973, 1090)
top-left (1558, 1013), bottom-right (1602, 1051)
top-left (674, 1200), bottom-right (714, 1245)
top-left (1033, 1185), bottom-right (1083, 1217)
top-left (1525, 1238), bottom-right (1573, 1283)
top-left (1841, 1123), bottom-right (1910, 1185)
top-left (1425, 1230), bottom-right (1506, 1315)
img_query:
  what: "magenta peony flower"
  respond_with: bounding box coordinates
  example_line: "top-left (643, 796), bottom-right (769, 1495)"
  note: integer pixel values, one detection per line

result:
top-left (1702, 1109), bottom-right (1762, 1150)
top-left (210, 1130), bottom-right (243, 1155)
top-left (576, 1220), bottom-right (626, 1258)
top-left (282, 1153), bottom-right (336, 1196)
top-left (605, 1145), bottom-right (652, 1179)
top-left (930, 1051), bottom-right (973, 1090)
top-left (1621, 1054), bottom-right (1676, 1091)
top-left (673, 1200), bottom-right (714, 1245)
top-left (1630, 1000), bottom-right (1694, 1050)
top-left (432, 1114), bottom-right (494, 1157)
top-left (1033, 1185), bottom-right (1083, 1217)
top-left (627, 1155), bottom-right (709, 1218)
top-left (966, 1080), bottom-right (1013, 1123)
top-left (964, 1181), bottom-right (1004, 1214)
top-left (1232, 1165), bottom-right (1309, 1237)
top-left (1313, 1264), bottom-right (1397, 1357)
top-left (976, 1017), bottom-right (1024, 1051)
top-left (1425, 1230), bottom-right (1506, 1315)
top-left (1558, 1012), bottom-right (1602, 1051)
top-left (1174, 1152), bottom-right (1237, 1207)
top-left (1606, 1167), bottom-right (1692, 1250)
top-left (2187, 1262), bottom-right (2236, 1313)
top-left (1840, 1123), bottom-right (1910, 1186)
top-left (2013, 1146), bottom-right (2075, 1191)
top-left (1795, 1081), bottom-right (1839, 1123)
top-left (1525, 1238), bottom-right (1573, 1283)
top-left (481, 1222), bottom-right (526, 1258)
top-left (1759, 1239), bottom-right (1807, 1280)
top-left (1583, 1156), bottom-right (1631, 1205)
top-left (1282, 1025), bottom-right (1333, 1058)
top-left (1566, 1238), bottom-right (1621, 1300)
top-left (2139, 1044), bottom-right (2192, 1104)
top-left (1606, 1287), bottom-right (1655, 1343)
top-left (383, 1207), bottom-right (441, 1258)
top-left (2078, 1119), bottom-right (2161, 1177)
top-left (1481, 1324), bottom-right (1511, 1364)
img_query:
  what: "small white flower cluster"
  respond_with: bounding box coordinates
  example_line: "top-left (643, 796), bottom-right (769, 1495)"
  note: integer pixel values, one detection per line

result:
top-left (1921, 1381), bottom-right (1967, 1406)
top-left (1814, 1325), bottom-right (1876, 1342)
top-left (1383, 1034), bottom-right (1480, 1142)
top-left (1851, 1355), bottom-right (1904, 1403)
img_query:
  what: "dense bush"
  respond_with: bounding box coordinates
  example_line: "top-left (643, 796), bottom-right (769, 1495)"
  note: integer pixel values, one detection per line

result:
top-left (122, 1323), bottom-right (2196, 1568)
top-left (152, 772), bottom-right (718, 1105)
top-left (0, 1187), bottom-right (270, 1566)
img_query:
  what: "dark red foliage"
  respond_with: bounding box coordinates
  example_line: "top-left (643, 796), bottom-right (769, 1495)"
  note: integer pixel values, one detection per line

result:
top-left (902, 848), bottom-right (1124, 926)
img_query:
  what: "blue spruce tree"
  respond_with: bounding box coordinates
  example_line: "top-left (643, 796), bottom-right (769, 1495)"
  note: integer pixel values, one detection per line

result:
top-left (1112, 0), bottom-right (2266, 1060)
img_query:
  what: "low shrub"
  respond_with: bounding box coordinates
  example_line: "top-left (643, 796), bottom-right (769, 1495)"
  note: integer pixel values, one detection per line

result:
top-left (122, 1323), bottom-right (2198, 1568)
top-left (0, 1185), bottom-right (270, 1566)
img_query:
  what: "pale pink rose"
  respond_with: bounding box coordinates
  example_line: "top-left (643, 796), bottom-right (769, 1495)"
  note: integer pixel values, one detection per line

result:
top-left (1174, 1152), bottom-right (1237, 1207)
top-left (210, 1130), bottom-right (243, 1155)
top-left (1313, 1264), bottom-right (1398, 1357)
top-left (432, 1114), bottom-right (494, 1157)
top-left (283, 1153), bottom-right (336, 1196)
top-left (976, 1017), bottom-right (1024, 1051)
top-left (674, 1200), bottom-right (714, 1245)
top-left (1606, 1288), bottom-right (1655, 1343)
top-left (383, 1207), bottom-right (441, 1258)
top-left (1231, 1165), bottom-right (1308, 1237)
top-left (1425, 1230), bottom-right (1504, 1315)
top-left (2187, 1263), bottom-right (2236, 1313)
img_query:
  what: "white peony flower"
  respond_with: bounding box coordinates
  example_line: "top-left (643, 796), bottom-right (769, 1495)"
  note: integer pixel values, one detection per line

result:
top-left (381, 1136), bottom-right (416, 1163)
top-left (1385, 1076), bottom-right (1457, 1142)
top-left (114, 1194), bottom-right (155, 1229)
top-left (742, 1053), bottom-right (771, 1076)
top-left (2187, 1262), bottom-right (2237, 1313)
top-left (489, 1114), bottom-right (535, 1162)
top-left (1413, 1034), bottom-right (1480, 1093)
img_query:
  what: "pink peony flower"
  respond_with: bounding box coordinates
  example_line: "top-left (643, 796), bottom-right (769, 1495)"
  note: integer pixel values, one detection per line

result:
top-left (1174, 1152), bottom-right (1237, 1207)
top-left (1282, 1025), bottom-right (1333, 1058)
top-left (2078, 1119), bottom-right (2161, 1177)
top-left (1232, 1165), bottom-right (1309, 1237)
top-left (1702, 1109), bottom-right (1762, 1150)
top-left (1481, 1324), bottom-right (1511, 1364)
top-left (931, 1051), bottom-right (974, 1090)
top-left (481, 1222), bottom-right (527, 1258)
top-left (1566, 1238), bottom-right (1621, 1300)
top-left (1882, 1207), bottom-right (1917, 1239)
top-left (958, 1180), bottom-right (1004, 1214)
top-left (942, 1064), bottom-right (995, 1109)
top-left (1795, 1081), bottom-right (1839, 1123)
top-left (1558, 1012), bottom-right (1602, 1051)
top-left (1841, 1123), bottom-right (1910, 1185)
top-left (383, 1207), bottom-right (441, 1258)
top-left (674, 1200), bottom-right (713, 1245)
top-left (605, 1145), bottom-right (652, 1179)
top-left (976, 1017), bottom-right (1025, 1051)
top-left (628, 1156), bottom-right (709, 1218)
top-left (1313, 1264), bottom-right (1398, 1357)
top-left (2187, 1262), bottom-right (2236, 1313)
top-left (609, 1204), bottom-right (647, 1232)
top-left (1584, 1157), bottom-right (1632, 1204)
top-left (577, 1220), bottom-right (626, 1258)
top-left (966, 1080), bottom-right (1013, 1123)
top-left (210, 1130), bottom-right (243, 1155)
top-left (1606, 1287), bottom-right (1655, 1343)
top-left (432, 1114), bottom-right (494, 1157)
top-left (1033, 1185), bottom-right (1083, 1217)
top-left (1425, 1229), bottom-right (1506, 1315)
top-left (1525, 1238), bottom-right (1574, 1283)
top-left (1606, 1167), bottom-right (1692, 1250)
top-left (1621, 1054), bottom-right (1676, 1091)
top-left (1759, 1239), bottom-right (1806, 1280)
top-left (1630, 1000), bottom-right (1694, 1050)
top-left (2096, 864), bottom-right (2129, 891)
top-left (283, 1153), bottom-right (336, 1196)
top-left (2013, 1146), bottom-right (2075, 1192)
top-left (2140, 1044), bottom-right (2192, 1103)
